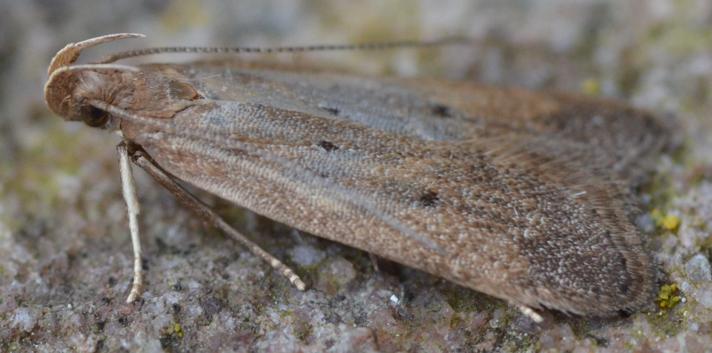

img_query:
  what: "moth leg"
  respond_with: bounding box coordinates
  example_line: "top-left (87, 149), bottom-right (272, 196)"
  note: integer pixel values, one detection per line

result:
top-left (368, 253), bottom-right (381, 272)
top-left (129, 148), bottom-right (306, 291)
top-left (117, 142), bottom-right (143, 303)
top-left (517, 305), bottom-right (544, 323)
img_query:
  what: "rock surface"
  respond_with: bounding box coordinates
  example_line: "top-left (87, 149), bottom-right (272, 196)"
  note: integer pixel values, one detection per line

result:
top-left (2, 1), bottom-right (712, 352)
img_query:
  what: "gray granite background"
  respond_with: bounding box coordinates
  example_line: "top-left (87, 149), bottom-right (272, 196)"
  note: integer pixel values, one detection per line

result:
top-left (1, 0), bottom-right (711, 352)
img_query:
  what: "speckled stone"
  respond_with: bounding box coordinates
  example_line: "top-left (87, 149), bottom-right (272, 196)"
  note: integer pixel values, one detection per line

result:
top-left (685, 254), bottom-right (712, 283)
top-left (289, 244), bottom-right (326, 267)
top-left (315, 256), bottom-right (357, 295)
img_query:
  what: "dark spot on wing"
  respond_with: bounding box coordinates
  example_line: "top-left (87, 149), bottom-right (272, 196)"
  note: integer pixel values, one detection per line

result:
top-left (318, 140), bottom-right (339, 152)
top-left (430, 103), bottom-right (453, 118)
top-left (419, 190), bottom-right (440, 207)
top-left (318, 104), bottom-right (340, 116)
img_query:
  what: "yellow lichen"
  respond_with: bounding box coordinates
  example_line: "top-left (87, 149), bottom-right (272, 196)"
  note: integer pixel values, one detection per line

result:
top-left (651, 209), bottom-right (681, 232)
top-left (166, 322), bottom-right (184, 338)
top-left (661, 215), bottom-right (681, 232)
top-left (581, 78), bottom-right (601, 96)
top-left (657, 283), bottom-right (681, 310)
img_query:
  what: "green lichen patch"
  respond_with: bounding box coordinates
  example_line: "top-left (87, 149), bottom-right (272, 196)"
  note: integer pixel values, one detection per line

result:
top-left (440, 282), bottom-right (500, 313)
top-left (159, 322), bottom-right (185, 351)
top-left (657, 283), bottom-right (682, 310)
top-left (292, 318), bottom-right (313, 343)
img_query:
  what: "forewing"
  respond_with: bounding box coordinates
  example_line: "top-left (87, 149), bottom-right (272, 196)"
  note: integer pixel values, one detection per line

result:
top-left (166, 60), bottom-right (672, 183)
top-left (118, 61), bottom-right (657, 315)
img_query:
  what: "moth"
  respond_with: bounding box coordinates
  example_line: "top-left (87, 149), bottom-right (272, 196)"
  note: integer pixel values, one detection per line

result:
top-left (44, 33), bottom-right (671, 321)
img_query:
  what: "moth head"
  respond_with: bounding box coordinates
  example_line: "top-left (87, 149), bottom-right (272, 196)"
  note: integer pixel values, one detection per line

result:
top-left (44, 33), bottom-right (146, 130)
top-left (45, 64), bottom-right (139, 130)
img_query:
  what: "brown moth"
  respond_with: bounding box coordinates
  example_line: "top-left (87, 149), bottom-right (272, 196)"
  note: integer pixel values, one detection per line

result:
top-left (44, 33), bottom-right (672, 321)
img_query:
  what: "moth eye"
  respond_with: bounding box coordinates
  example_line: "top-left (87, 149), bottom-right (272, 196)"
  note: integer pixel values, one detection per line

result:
top-left (83, 105), bottom-right (110, 127)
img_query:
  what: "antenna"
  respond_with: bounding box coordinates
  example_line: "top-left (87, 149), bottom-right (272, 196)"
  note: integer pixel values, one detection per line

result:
top-left (97, 36), bottom-right (470, 63)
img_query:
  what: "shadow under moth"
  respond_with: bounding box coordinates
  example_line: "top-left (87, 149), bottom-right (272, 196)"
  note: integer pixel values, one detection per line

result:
top-left (44, 33), bottom-right (674, 322)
